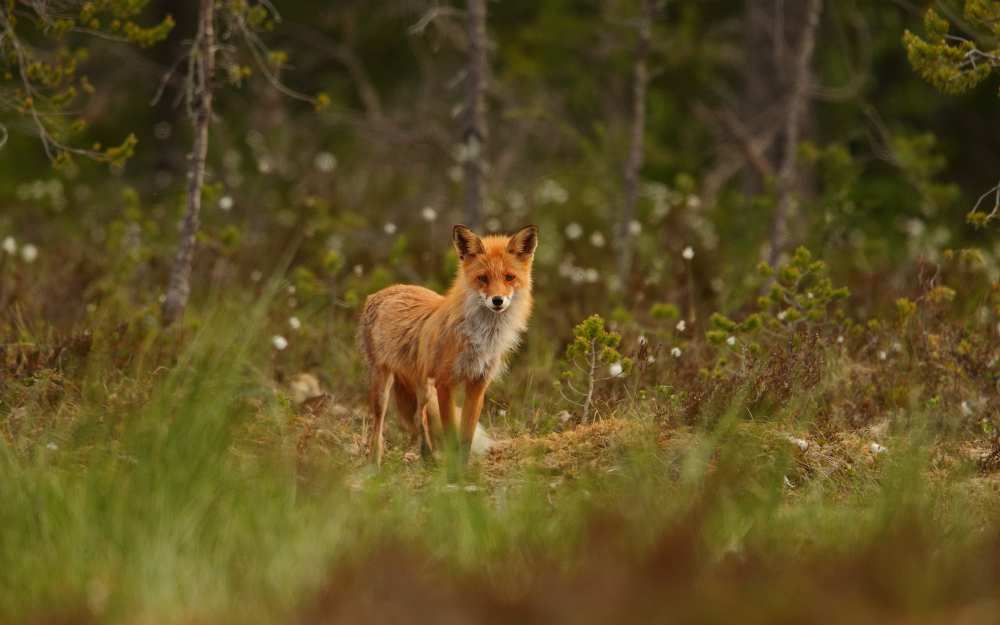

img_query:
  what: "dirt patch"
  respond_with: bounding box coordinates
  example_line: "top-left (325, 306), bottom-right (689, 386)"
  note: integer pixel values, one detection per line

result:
top-left (481, 418), bottom-right (652, 481)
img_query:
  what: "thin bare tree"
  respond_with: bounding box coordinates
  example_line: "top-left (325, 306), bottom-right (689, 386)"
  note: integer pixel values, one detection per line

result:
top-left (768, 0), bottom-right (823, 266)
top-left (463, 0), bottom-right (488, 230)
top-left (162, 0), bottom-right (216, 327)
top-left (616, 0), bottom-right (655, 286)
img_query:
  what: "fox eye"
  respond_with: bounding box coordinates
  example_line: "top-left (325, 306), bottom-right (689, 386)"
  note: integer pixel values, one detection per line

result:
top-left (477, 275), bottom-right (489, 285)
top-left (504, 274), bottom-right (515, 282)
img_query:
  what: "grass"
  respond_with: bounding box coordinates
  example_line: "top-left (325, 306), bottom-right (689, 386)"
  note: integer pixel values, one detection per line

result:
top-left (1, 289), bottom-right (999, 625)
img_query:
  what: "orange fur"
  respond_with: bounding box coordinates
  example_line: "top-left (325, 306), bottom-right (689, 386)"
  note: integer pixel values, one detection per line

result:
top-left (357, 224), bottom-right (538, 465)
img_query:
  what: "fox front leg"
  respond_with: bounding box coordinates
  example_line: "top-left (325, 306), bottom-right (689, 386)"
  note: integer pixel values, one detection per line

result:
top-left (459, 378), bottom-right (488, 459)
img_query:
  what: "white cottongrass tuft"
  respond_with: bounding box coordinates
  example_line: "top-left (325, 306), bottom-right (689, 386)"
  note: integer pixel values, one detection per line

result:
top-left (961, 400), bottom-right (973, 417)
top-left (2, 236), bottom-right (17, 255)
top-left (271, 335), bottom-right (289, 351)
top-left (682, 246), bottom-right (694, 260)
top-left (837, 335), bottom-right (845, 344)
top-left (590, 231), bottom-right (606, 248)
top-left (878, 350), bottom-right (888, 361)
top-left (20, 244), bottom-right (38, 263)
top-left (219, 195), bottom-right (234, 211)
top-left (288, 316), bottom-right (301, 331)
top-left (421, 206), bottom-right (438, 222)
top-left (565, 222), bottom-right (583, 240)
top-left (46, 442), bottom-right (59, 451)
top-left (676, 319), bottom-right (686, 332)
top-left (314, 152), bottom-right (337, 173)
top-left (383, 222), bottom-right (397, 235)
top-left (608, 362), bottom-right (624, 377)
top-left (787, 436), bottom-right (809, 451)
top-left (670, 347), bottom-right (682, 358)
top-left (628, 220), bottom-right (642, 236)
top-left (726, 336), bottom-right (736, 346)
top-left (870, 442), bottom-right (888, 455)
top-left (537, 179), bottom-right (568, 204)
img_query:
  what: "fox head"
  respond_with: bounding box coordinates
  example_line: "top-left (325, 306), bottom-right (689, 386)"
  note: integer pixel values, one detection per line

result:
top-left (453, 224), bottom-right (538, 313)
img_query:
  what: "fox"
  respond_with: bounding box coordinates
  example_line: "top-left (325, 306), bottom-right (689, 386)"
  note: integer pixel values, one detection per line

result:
top-left (357, 224), bottom-right (538, 466)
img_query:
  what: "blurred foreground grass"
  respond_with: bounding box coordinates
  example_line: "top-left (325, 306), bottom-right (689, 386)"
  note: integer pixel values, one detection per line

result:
top-left (1, 295), bottom-right (999, 625)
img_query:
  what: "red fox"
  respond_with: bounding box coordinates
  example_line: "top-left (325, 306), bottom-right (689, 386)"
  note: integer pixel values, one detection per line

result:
top-left (357, 224), bottom-right (538, 465)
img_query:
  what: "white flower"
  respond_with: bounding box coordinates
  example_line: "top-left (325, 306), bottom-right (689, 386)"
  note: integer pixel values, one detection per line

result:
top-left (584, 268), bottom-right (600, 284)
top-left (421, 206), bottom-right (438, 222)
top-left (647, 355), bottom-right (656, 364)
top-left (682, 246), bottom-right (694, 260)
top-left (608, 362), bottom-right (624, 377)
top-left (287, 285), bottom-right (296, 295)
top-left (628, 220), bottom-right (642, 236)
top-left (565, 222), bottom-right (583, 240)
top-left (2, 236), bottom-right (16, 255)
top-left (383, 222), bottom-right (397, 235)
top-left (878, 350), bottom-right (887, 361)
top-left (314, 152), bottom-right (337, 173)
top-left (288, 316), bottom-right (301, 331)
top-left (777, 310), bottom-right (788, 321)
top-left (676, 320), bottom-right (686, 332)
top-left (590, 231), bottom-right (606, 248)
top-left (20, 244), bottom-right (38, 263)
top-left (46, 442), bottom-right (58, 451)
top-left (726, 336), bottom-right (736, 346)
top-left (218, 195), bottom-right (234, 211)
top-left (870, 442), bottom-right (888, 455)
top-left (686, 195), bottom-right (702, 209)
top-left (498, 409), bottom-right (507, 417)
top-left (271, 335), bottom-right (288, 351)
top-left (353, 264), bottom-right (364, 276)
top-left (837, 335), bottom-right (844, 344)
top-left (670, 347), bottom-right (682, 358)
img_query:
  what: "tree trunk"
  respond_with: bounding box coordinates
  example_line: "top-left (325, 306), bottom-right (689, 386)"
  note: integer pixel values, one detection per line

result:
top-left (162, 0), bottom-right (216, 327)
top-left (616, 0), bottom-right (653, 286)
top-left (463, 0), bottom-right (488, 230)
top-left (768, 0), bottom-right (822, 266)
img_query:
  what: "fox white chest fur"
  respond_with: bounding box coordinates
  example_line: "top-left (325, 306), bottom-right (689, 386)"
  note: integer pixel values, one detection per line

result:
top-left (454, 287), bottom-right (527, 380)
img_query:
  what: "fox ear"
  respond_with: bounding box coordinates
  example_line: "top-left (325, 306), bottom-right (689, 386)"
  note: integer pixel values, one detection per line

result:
top-left (507, 225), bottom-right (538, 258)
top-left (453, 225), bottom-right (485, 260)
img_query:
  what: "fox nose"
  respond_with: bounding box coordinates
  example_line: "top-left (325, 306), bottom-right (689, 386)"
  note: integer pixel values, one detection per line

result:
top-left (491, 296), bottom-right (504, 308)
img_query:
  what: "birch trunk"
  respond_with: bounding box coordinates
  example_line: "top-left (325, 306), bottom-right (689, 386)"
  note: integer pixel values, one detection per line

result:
top-left (768, 0), bottom-right (822, 267)
top-left (162, 0), bottom-right (216, 327)
top-left (463, 0), bottom-right (487, 230)
top-left (616, 0), bottom-right (653, 286)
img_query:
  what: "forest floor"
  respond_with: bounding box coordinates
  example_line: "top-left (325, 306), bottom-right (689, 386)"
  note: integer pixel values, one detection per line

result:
top-left (4, 312), bottom-right (1000, 625)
